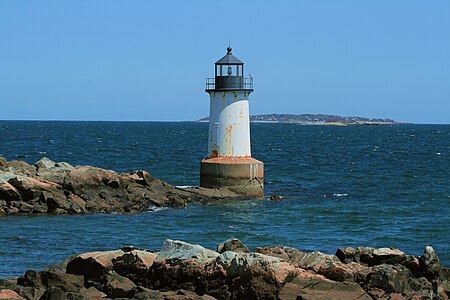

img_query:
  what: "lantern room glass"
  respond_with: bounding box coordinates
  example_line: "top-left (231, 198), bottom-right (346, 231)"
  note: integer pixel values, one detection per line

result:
top-left (215, 64), bottom-right (244, 77)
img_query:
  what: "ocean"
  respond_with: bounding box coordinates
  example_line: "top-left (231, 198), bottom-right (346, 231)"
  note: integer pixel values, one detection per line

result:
top-left (0, 121), bottom-right (449, 278)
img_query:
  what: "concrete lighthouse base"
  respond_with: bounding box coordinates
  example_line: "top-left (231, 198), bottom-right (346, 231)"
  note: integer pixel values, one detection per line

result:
top-left (200, 157), bottom-right (264, 197)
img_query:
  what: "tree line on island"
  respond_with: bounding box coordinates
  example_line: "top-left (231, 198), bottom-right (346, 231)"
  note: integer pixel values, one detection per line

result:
top-left (198, 114), bottom-right (397, 125)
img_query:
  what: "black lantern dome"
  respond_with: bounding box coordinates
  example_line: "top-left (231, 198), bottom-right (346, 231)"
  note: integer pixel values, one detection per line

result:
top-left (206, 47), bottom-right (253, 92)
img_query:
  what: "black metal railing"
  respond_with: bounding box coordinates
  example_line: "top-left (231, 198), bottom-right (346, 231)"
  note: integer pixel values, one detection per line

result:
top-left (205, 77), bottom-right (253, 91)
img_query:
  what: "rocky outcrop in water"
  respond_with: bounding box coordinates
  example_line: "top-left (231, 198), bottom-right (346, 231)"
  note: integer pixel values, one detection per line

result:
top-left (0, 157), bottom-right (241, 216)
top-left (1, 239), bottom-right (449, 299)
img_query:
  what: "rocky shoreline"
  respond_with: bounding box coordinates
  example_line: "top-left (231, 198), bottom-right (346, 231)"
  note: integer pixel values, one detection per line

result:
top-left (0, 157), bottom-right (244, 216)
top-left (0, 238), bottom-right (449, 299)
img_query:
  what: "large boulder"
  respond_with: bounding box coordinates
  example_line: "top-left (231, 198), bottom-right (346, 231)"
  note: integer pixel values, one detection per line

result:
top-left (39, 271), bottom-right (84, 292)
top-left (155, 240), bottom-right (219, 264)
top-left (419, 245), bottom-right (441, 282)
top-left (7, 175), bottom-right (58, 201)
top-left (216, 238), bottom-right (249, 254)
top-left (41, 190), bottom-right (71, 213)
top-left (0, 177), bottom-right (21, 201)
top-left (34, 157), bottom-right (57, 171)
top-left (66, 250), bottom-right (125, 281)
top-left (62, 166), bottom-right (117, 197)
top-left (112, 249), bottom-right (158, 285)
top-left (279, 271), bottom-right (372, 300)
top-left (102, 271), bottom-right (137, 298)
top-left (5, 160), bottom-right (36, 177)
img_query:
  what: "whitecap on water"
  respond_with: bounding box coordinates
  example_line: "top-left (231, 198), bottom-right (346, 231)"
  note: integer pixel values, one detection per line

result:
top-left (333, 193), bottom-right (348, 197)
top-left (145, 206), bottom-right (169, 213)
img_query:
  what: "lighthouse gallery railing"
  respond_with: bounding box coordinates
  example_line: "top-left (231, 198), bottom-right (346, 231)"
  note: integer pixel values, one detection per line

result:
top-left (205, 77), bottom-right (253, 91)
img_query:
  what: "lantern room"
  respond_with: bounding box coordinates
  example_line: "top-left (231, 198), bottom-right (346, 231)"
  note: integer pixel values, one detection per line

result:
top-left (206, 47), bottom-right (253, 91)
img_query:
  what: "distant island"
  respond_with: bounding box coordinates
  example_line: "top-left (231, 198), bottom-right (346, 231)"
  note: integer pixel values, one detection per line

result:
top-left (198, 114), bottom-right (398, 125)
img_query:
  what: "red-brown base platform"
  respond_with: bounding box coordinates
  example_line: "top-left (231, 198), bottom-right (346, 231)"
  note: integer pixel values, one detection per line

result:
top-left (200, 157), bottom-right (264, 197)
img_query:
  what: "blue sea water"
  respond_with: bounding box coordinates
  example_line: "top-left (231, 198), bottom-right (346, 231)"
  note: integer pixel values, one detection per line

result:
top-left (0, 121), bottom-right (449, 278)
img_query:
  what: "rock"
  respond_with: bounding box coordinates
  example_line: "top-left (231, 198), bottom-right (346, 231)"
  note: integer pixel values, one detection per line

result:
top-left (131, 287), bottom-right (216, 300)
top-left (372, 247), bottom-right (409, 266)
top-left (279, 272), bottom-right (372, 300)
top-left (66, 250), bottom-right (125, 281)
top-left (40, 286), bottom-right (66, 300)
top-left (182, 186), bottom-right (241, 199)
top-left (6, 160), bottom-right (36, 177)
top-left (41, 191), bottom-right (70, 212)
top-left (67, 194), bottom-right (86, 212)
top-left (365, 264), bottom-right (419, 294)
top-left (17, 270), bottom-right (43, 288)
top-left (40, 271), bottom-right (84, 292)
top-left (441, 267), bottom-right (450, 297)
top-left (0, 289), bottom-right (25, 299)
top-left (35, 159), bottom-right (75, 183)
top-left (135, 170), bottom-right (164, 186)
top-left (155, 240), bottom-right (219, 264)
top-left (35, 157), bottom-right (56, 171)
top-left (216, 238), bottom-right (249, 253)
top-left (113, 250), bottom-right (158, 285)
top-left (13, 286), bottom-right (46, 300)
top-left (102, 271), bottom-right (137, 298)
top-left (18, 202), bottom-right (34, 213)
top-left (254, 245), bottom-right (304, 263)
top-left (33, 204), bottom-right (49, 213)
top-left (8, 175), bottom-right (58, 201)
top-left (0, 156), bottom-right (7, 169)
top-left (106, 178), bottom-right (120, 189)
top-left (0, 178), bottom-right (21, 201)
top-left (336, 247), bottom-right (356, 264)
top-left (419, 245), bottom-right (441, 282)
top-left (10, 240), bottom-right (450, 300)
top-left (62, 166), bottom-right (115, 196)
top-left (76, 286), bottom-right (107, 299)
top-left (17, 270), bottom-right (84, 293)
top-left (215, 251), bottom-right (298, 284)
top-left (270, 195), bottom-right (283, 201)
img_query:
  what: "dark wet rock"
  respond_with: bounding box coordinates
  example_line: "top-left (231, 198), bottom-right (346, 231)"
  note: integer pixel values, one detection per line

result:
top-left (0, 178), bottom-right (21, 201)
top-left (40, 271), bottom-right (84, 292)
top-left (73, 286), bottom-right (106, 299)
top-left (17, 270), bottom-right (43, 288)
top-left (216, 238), bottom-right (249, 254)
top-left (365, 264), bottom-right (415, 293)
top-left (13, 286), bottom-right (45, 300)
top-left (131, 287), bottom-right (216, 300)
top-left (41, 191), bottom-right (70, 212)
top-left (270, 195), bottom-right (282, 201)
top-left (102, 271), bottom-right (137, 298)
top-left (113, 250), bottom-right (158, 285)
top-left (40, 286), bottom-right (66, 300)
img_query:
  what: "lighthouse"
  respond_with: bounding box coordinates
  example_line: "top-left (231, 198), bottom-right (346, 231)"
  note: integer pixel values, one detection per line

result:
top-left (200, 46), bottom-right (264, 197)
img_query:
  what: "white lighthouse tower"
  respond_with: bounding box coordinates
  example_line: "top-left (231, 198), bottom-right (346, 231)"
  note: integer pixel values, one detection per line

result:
top-left (200, 46), bottom-right (264, 197)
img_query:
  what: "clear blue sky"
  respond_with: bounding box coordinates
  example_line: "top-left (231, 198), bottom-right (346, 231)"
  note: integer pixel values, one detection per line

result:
top-left (1, 1), bottom-right (449, 123)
